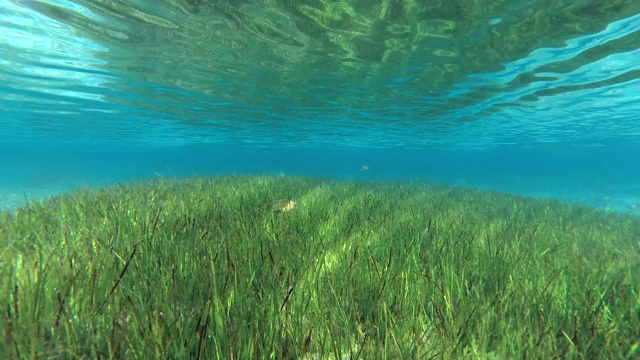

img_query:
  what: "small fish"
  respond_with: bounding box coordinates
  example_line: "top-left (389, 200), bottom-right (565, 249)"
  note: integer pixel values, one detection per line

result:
top-left (268, 199), bottom-right (298, 213)
top-left (361, 165), bottom-right (369, 171)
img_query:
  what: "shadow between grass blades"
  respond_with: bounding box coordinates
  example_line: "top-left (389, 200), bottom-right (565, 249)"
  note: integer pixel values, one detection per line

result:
top-left (1, 175), bottom-right (639, 358)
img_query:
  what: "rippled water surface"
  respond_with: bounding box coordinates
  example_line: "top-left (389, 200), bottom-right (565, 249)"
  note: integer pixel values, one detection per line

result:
top-left (1, 0), bottom-right (639, 211)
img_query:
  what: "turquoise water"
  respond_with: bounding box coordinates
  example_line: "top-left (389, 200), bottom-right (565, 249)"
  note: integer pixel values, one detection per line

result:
top-left (1, 0), bottom-right (639, 214)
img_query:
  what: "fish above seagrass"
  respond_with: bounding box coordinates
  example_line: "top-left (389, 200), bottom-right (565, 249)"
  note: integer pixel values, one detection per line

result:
top-left (268, 199), bottom-right (298, 213)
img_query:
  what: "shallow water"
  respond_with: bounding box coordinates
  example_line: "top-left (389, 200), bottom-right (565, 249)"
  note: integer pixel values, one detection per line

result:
top-left (1, 0), bottom-right (639, 214)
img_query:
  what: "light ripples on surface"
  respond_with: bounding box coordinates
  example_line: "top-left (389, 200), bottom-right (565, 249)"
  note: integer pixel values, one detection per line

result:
top-left (1, 0), bottom-right (639, 148)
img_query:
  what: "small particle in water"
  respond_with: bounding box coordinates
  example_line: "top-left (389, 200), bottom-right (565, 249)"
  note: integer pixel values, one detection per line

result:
top-left (269, 199), bottom-right (298, 213)
top-left (361, 165), bottom-right (369, 171)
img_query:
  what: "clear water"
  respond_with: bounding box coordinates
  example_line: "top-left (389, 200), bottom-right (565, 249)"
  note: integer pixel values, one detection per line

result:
top-left (1, 0), bottom-right (639, 214)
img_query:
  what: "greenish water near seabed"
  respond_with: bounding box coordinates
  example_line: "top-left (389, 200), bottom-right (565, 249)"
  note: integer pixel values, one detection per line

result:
top-left (1, 0), bottom-right (640, 212)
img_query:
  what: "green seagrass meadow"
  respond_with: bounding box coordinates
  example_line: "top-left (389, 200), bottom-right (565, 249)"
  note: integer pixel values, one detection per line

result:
top-left (1, 175), bottom-right (639, 359)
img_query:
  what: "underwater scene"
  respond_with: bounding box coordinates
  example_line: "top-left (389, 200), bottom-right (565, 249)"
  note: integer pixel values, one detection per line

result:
top-left (1, 0), bottom-right (639, 358)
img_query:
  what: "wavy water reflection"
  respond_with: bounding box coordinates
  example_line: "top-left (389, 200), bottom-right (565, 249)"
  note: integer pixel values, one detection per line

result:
top-left (1, 0), bottom-right (639, 147)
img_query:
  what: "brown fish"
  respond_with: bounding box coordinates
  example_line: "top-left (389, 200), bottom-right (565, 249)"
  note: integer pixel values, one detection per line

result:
top-left (268, 199), bottom-right (298, 213)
